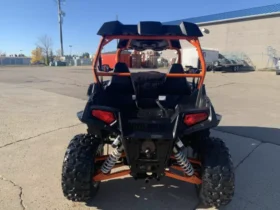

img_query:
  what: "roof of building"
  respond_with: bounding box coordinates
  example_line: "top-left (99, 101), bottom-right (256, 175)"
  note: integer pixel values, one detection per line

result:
top-left (164, 3), bottom-right (280, 25)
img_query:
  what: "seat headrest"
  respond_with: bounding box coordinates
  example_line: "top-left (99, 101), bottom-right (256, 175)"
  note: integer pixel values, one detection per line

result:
top-left (107, 62), bottom-right (133, 94)
top-left (114, 62), bottom-right (130, 73)
top-left (169, 64), bottom-right (185, 74)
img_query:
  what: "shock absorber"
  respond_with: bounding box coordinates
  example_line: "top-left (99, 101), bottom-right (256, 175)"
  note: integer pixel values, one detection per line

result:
top-left (173, 140), bottom-right (194, 176)
top-left (101, 144), bottom-right (124, 174)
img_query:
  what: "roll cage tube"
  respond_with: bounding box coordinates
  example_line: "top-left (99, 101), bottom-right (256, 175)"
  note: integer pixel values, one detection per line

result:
top-left (92, 35), bottom-right (206, 88)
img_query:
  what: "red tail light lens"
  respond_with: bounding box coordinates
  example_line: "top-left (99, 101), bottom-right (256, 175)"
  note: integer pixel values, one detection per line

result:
top-left (184, 112), bottom-right (208, 126)
top-left (92, 110), bottom-right (116, 124)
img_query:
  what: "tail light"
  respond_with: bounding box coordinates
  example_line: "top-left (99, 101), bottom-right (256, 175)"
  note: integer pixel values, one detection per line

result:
top-left (92, 110), bottom-right (116, 124)
top-left (183, 112), bottom-right (208, 126)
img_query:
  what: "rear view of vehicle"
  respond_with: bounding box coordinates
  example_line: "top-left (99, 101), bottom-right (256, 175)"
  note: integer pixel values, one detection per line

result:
top-left (60, 20), bottom-right (235, 209)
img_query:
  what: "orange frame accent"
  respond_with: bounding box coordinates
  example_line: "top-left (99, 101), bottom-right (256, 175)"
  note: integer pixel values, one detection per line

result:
top-left (165, 171), bottom-right (202, 184)
top-left (93, 155), bottom-right (202, 184)
top-left (92, 35), bottom-right (206, 88)
top-left (94, 169), bottom-right (131, 182)
top-left (93, 166), bottom-right (201, 184)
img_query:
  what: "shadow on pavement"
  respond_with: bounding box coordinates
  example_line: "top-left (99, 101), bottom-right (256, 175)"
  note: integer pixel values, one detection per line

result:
top-left (211, 69), bottom-right (255, 74)
top-left (86, 177), bottom-right (199, 210)
top-left (215, 126), bottom-right (280, 145)
top-left (85, 125), bottom-right (280, 210)
top-left (220, 69), bottom-right (255, 73)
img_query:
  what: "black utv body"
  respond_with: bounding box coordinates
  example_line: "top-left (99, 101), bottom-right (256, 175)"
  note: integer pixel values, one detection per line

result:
top-left (81, 66), bottom-right (219, 171)
top-left (61, 20), bottom-right (235, 209)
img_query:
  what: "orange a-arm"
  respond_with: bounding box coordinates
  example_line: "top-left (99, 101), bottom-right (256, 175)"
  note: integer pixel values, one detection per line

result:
top-left (92, 35), bottom-right (206, 88)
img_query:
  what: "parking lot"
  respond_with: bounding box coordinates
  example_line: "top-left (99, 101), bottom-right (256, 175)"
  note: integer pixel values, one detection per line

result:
top-left (0, 66), bottom-right (280, 210)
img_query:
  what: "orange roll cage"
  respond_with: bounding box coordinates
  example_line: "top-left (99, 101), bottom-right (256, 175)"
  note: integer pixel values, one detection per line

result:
top-left (92, 35), bottom-right (206, 89)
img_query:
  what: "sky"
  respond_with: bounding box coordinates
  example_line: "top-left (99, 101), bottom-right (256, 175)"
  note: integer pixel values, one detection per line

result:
top-left (0, 0), bottom-right (279, 56)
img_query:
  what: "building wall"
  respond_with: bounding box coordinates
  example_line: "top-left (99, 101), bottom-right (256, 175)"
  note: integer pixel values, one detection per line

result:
top-left (162, 15), bottom-right (280, 70)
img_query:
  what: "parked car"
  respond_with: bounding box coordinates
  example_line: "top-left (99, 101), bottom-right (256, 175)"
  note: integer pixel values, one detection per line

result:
top-left (31, 61), bottom-right (46, 65)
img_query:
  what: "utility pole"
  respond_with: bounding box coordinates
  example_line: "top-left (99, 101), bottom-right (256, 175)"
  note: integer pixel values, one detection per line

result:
top-left (57, 0), bottom-right (64, 56)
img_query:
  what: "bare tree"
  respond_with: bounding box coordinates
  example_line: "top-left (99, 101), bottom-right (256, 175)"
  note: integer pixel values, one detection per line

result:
top-left (56, 49), bottom-right (62, 57)
top-left (37, 35), bottom-right (53, 65)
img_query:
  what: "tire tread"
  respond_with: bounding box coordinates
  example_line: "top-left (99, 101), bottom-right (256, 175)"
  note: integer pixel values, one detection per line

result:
top-left (199, 137), bottom-right (235, 208)
top-left (61, 134), bottom-right (101, 202)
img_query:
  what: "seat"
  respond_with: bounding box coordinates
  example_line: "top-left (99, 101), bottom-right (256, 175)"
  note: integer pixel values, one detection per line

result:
top-left (163, 64), bottom-right (192, 95)
top-left (105, 62), bottom-right (134, 94)
top-left (96, 62), bottom-right (136, 110)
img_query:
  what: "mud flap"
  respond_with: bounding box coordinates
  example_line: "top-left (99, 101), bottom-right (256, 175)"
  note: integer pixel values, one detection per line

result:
top-left (216, 113), bottom-right (222, 122)
top-left (77, 111), bottom-right (83, 121)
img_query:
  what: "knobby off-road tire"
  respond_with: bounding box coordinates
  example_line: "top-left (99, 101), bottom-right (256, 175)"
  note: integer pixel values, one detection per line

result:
top-left (61, 134), bottom-right (102, 202)
top-left (198, 137), bottom-right (235, 208)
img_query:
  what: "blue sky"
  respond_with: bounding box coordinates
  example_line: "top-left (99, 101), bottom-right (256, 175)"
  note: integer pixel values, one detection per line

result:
top-left (0, 0), bottom-right (279, 56)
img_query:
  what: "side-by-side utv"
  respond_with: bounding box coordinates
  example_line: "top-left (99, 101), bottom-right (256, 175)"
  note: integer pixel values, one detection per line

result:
top-left (61, 20), bottom-right (235, 208)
